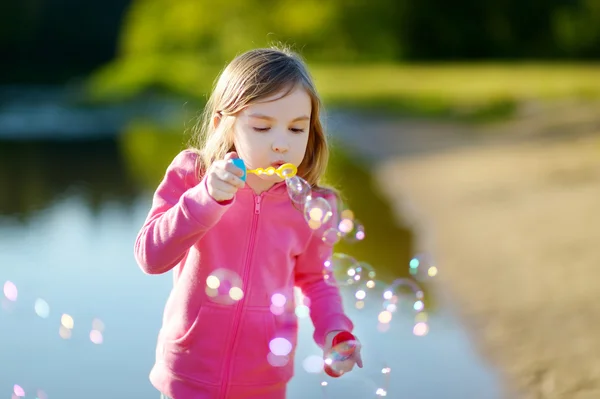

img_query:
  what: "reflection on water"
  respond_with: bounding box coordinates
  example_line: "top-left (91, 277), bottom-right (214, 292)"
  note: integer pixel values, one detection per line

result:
top-left (0, 138), bottom-right (141, 222)
top-left (0, 126), bottom-right (502, 398)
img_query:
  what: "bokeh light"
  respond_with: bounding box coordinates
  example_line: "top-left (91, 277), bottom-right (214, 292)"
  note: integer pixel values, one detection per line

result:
top-left (4, 281), bottom-right (18, 301)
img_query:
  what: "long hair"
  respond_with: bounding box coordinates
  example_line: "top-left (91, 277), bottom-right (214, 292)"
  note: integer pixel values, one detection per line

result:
top-left (188, 46), bottom-right (330, 188)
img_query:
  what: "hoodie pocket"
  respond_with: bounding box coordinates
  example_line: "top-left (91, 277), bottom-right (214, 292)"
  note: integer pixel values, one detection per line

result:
top-left (161, 305), bottom-right (231, 384)
top-left (230, 309), bottom-right (297, 386)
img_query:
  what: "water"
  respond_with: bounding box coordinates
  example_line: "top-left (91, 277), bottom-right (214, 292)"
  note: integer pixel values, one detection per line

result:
top-left (0, 119), bottom-right (502, 398)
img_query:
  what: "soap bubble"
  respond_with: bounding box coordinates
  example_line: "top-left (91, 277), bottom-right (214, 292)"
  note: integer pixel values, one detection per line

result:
top-left (302, 355), bottom-right (324, 373)
top-left (303, 197), bottom-right (333, 230)
top-left (286, 176), bottom-right (312, 205)
top-left (34, 298), bottom-right (50, 318)
top-left (322, 227), bottom-right (342, 246)
top-left (341, 219), bottom-right (365, 243)
top-left (378, 278), bottom-right (426, 331)
top-left (90, 330), bottom-right (104, 344)
top-left (409, 253), bottom-right (438, 280)
top-left (323, 254), bottom-right (375, 287)
top-left (13, 385), bottom-right (25, 397)
top-left (205, 268), bottom-right (244, 305)
top-left (269, 337), bottom-right (293, 356)
top-left (3, 281), bottom-right (17, 301)
top-left (324, 336), bottom-right (358, 375)
top-left (61, 314), bottom-right (74, 329)
top-left (352, 267), bottom-right (377, 307)
top-left (382, 278), bottom-right (424, 314)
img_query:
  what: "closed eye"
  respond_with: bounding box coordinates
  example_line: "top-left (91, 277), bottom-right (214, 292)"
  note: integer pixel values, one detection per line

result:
top-left (290, 128), bottom-right (305, 133)
top-left (253, 127), bottom-right (270, 132)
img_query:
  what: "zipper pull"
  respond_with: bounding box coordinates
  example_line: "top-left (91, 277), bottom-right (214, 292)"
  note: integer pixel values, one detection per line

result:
top-left (255, 196), bottom-right (261, 214)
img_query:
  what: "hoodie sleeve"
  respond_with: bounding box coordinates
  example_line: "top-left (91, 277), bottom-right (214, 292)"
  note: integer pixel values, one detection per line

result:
top-left (294, 193), bottom-right (354, 348)
top-left (134, 150), bottom-right (234, 275)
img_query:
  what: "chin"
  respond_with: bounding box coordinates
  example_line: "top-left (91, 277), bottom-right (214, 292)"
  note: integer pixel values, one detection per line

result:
top-left (261, 174), bottom-right (284, 182)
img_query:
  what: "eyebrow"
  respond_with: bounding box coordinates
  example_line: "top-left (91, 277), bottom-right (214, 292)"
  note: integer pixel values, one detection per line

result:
top-left (248, 113), bottom-right (310, 123)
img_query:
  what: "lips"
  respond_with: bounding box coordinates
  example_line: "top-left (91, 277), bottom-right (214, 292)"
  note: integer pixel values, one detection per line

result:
top-left (271, 161), bottom-right (285, 167)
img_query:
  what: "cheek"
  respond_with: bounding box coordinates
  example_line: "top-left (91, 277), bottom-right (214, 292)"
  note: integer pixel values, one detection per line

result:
top-left (294, 134), bottom-right (310, 161)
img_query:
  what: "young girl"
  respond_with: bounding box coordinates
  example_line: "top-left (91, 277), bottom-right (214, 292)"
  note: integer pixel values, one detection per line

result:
top-left (134, 47), bottom-right (363, 399)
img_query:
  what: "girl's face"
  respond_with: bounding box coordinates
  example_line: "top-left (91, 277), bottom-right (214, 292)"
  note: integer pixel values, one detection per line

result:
top-left (232, 86), bottom-right (312, 191)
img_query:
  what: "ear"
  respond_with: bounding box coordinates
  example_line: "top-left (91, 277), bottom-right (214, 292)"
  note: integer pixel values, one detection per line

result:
top-left (212, 112), bottom-right (222, 129)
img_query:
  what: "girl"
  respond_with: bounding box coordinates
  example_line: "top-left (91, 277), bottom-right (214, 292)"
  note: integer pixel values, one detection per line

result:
top-left (134, 47), bottom-right (363, 399)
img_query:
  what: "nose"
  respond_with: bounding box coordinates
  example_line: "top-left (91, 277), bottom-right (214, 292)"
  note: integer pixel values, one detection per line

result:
top-left (272, 135), bottom-right (289, 153)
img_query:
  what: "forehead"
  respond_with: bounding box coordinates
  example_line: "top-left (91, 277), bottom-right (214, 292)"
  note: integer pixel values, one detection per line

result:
top-left (242, 86), bottom-right (312, 119)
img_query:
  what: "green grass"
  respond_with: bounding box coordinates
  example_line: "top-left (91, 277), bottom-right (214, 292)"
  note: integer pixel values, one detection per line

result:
top-left (87, 55), bottom-right (600, 121)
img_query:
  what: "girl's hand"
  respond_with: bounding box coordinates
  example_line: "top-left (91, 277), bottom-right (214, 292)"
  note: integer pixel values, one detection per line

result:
top-left (206, 152), bottom-right (246, 202)
top-left (323, 330), bottom-right (363, 376)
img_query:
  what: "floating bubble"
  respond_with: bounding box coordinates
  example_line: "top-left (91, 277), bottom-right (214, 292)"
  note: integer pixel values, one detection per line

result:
top-left (267, 352), bottom-right (289, 367)
top-left (271, 293), bottom-right (286, 307)
top-left (378, 310), bottom-right (393, 324)
top-left (415, 312), bottom-right (428, 323)
top-left (409, 253), bottom-right (438, 281)
top-left (303, 197), bottom-right (332, 230)
top-left (340, 209), bottom-right (355, 222)
top-left (302, 355), bottom-right (324, 373)
top-left (205, 268), bottom-right (244, 305)
top-left (294, 289), bottom-right (310, 318)
top-left (92, 318), bottom-right (105, 332)
top-left (270, 304), bottom-right (285, 316)
top-left (324, 337), bottom-right (358, 375)
top-left (413, 322), bottom-right (429, 336)
top-left (229, 287), bottom-right (244, 301)
top-left (414, 300), bottom-right (425, 312)
top-left (269, 337), bottom-right (293, 356)
top-left (270, 293), bottom-right (286, 315)
top-left (340, 219), bottom-right (365, 243)
top-left (382, 278), bottom-right (424, 314)
top-left (59, 325), bottom-right (72, 339)
top-left (294, 305), bottom-right (310, 318)
top-left (90, 330), bottom-right (103, 344)
top-left (13, 385), bottom-right (24, 397)
top-left (285, 176), bottom-right (312, 205)
top-left (323, 253), bottom-right (375, 287)
top-left (322, 227), bottom-right (341, 246)
top-left (34, 298), bottom-right (50, 318)
top-left (61, 314), bottom-right (74, 329)
top-left (4, 281), bottom-right (17, 301)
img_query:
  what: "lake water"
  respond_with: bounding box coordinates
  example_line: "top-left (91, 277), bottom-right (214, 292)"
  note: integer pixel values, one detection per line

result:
top-left (0, 104), bottom-right (503, 398)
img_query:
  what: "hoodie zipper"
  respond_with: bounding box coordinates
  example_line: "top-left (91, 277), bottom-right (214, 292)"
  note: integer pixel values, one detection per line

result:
top-left (220, 193), bottom-right (262, 397)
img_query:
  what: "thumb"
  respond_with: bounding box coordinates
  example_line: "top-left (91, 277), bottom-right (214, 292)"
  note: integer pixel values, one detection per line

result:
top-left (224, 151), bottom-right (238, 161)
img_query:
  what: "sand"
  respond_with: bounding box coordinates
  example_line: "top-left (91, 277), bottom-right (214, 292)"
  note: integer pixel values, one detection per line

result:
top-left (373, 129), bottom-right (600, 398)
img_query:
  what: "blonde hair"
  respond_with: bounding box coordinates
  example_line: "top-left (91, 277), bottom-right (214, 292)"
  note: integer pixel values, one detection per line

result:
top-left (189, 46), bottom-right (330, 188)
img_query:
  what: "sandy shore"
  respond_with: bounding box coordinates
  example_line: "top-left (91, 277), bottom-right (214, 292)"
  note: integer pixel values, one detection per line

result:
top-left (374, 133), bottom-right (600, 398)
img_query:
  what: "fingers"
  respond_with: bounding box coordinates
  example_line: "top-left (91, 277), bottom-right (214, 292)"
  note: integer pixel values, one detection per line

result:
top-left (206, 155), bottom-right (245, 203)
top-left (215, 165), bottom-right (245, 188)
top-left (353, 345), bottom-right (363, 368)
top-left (223, 151), bottom-right (238, 161)
top-left (224, 160), bottom-right (245, 179)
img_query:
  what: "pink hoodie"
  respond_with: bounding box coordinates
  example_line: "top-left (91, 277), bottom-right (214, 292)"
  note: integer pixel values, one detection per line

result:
top-left (134, 150), bottom-right (354, 399)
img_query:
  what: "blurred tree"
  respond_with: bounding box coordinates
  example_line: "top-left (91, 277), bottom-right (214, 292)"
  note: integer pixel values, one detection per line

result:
top-left (115, 0), bottom-right (401, 63)
top-left (553, 0), bottom-right (600, 58)
top-left (0, 0), bottom-right (130, 84)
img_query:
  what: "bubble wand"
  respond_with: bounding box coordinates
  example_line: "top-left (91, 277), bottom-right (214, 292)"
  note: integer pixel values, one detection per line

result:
top-left (231, 159), bottom-right (297, 181)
